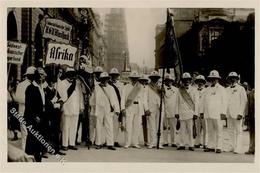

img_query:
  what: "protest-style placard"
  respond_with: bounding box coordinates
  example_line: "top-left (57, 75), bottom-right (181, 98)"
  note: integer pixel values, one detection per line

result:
top-left (45, 42), bottom-right (77, 67)
top-left (43, 18), bottom-right (72, 44)
top-left (7, 41), bottom-right (27, 65)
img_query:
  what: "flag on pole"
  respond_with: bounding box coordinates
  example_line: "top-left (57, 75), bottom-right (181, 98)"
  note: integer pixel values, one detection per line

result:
top-left (156, 8), bottom-right (183, 83)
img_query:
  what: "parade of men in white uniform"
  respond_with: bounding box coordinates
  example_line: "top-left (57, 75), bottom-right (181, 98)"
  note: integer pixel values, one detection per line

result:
top-left (176, 72), bottom-right (199, 151)
top-left (94, 72), bottom-right (120, 150)
top-left (122, 71), bottom-right (149, 149)
top-left (14, 66), bottom-right (36, 151)
top-left (201, 70), bottom-right (227, 153)
top-left (163, 73), bottom-right (179, 147)
top-left (147, 71), bottom-right (164, 149)
top-left (226, 72), bottom-right (248, 154)
top-left (194, 75), bottom-right (207, 148)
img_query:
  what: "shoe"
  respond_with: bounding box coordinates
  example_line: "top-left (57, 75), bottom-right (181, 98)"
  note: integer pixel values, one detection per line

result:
top-left (42, 154), bottom-right (48, 158)
top-left (102, 143), bottom-right (107, 147)
top-left (60, 146), bottom-right (68, 151)
top-left (107, 146), bottom-right (116, 150)
top-left (124, 145), bottom-right (129, 149)
top-left (68, 146), bottom-right (78, 150)
top-left (114, 142), bottom-right (122, 148)
top-left (148, 145), bottom-right (156, 149)
top-left (144, 143), bottom-right (149, 147)
top-left (76, 142), bottom-right (81, 145)
top-left (203, 145), bottom-right (207, 149)
top-left (177, 146), bottom-right (185, 150)
top-left (194, 144), bottom-right (201, 148)
top-left (189, 147), bottom-right (194, 151)
top-left (204, 148), bottom-right (210, 152)
top-left (233, 151), bottom-right (238, 154)
top-left (159, 145), bottom-right (164, 149)
top-left (132, 145), bottom-right (141, 149)
top-left (96, 145), bottom-right (102, 149)
top-left (55, 151), bottom-right (66, 155)
top-left (216, 149), bottom-right (221, 153)
top-left (162, 144), bottom-right (169, 147)
top-left (210, 148), bottom-right (215, 152)
top-left (245, 151), bottom-right (254, 155)
top-left (171, 144), bottom-right (177, 147)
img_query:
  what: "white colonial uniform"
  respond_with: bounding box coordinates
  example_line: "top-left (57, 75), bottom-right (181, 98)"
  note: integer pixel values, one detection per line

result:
top-left (94, 84), bottom-right (119, 146)
top-left (226, 83), bottom-right (247, 153)
top-left (195, 87), bottom-right (207, 146)
top-left (58, 79), bottom-right (84, 147)
top-left (177, 86), bottom-right (199, 147)
top-left (163, 85), bottom-right (179, 146)
top-left (14, 79), bottom-right (31, 151)
top-left (110, 80), bottom-right (125, 144)
top-left (122, 83), bottom-right (148, 147)
top-left (147, 83), bottom-right (164, 147)
top-left (201, 83), bottom-right (227, 150)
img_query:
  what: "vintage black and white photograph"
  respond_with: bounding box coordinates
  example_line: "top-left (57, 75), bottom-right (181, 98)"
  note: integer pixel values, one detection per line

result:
top-left (5, 6), bottom-right (255, 166)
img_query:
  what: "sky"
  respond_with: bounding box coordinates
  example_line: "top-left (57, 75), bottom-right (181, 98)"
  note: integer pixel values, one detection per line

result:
top-left (95, 8), bottom-right (167, 68)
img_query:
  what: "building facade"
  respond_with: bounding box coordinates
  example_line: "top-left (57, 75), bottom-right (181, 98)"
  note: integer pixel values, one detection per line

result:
top-left (104, 8), bottom-right (129, 73)
top-left (7, 8), bottom-right (107, 81)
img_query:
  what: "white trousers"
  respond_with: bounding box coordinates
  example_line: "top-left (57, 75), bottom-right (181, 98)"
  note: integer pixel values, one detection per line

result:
top-left (227, 117), bottom-right (243, 153)
top-left (206, 118), bottom-right (223, 150)
top-left (62, 114), bottom-right (79, 147)
top-left (113, 114), bottom-right (120, 143)
top-left (95, 112), bottom-right (114, 146)
top-left (195, 118), bottom-right (207, 146)
top-left (20, 123), bottom-right (28, 151)
top-left (179, 119), bottom-right (194, 147)
top-left (163, 117), bottom-right (177, 145)
top-left (125, 104), bottom-right (142, 146)
top-left (148, 111), bottom-right (164, 146)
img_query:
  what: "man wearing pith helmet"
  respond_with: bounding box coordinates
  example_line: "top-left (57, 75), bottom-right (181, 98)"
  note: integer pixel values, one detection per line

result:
top-left (94, 72), bottom-right (120, 150)
top-left (146, 70), bottom-right (164, 149)
top-left (108, 68), bottom-right (125, 147)
top-left (226, 72), bottom-right (248, 154)
top-left (122, 71), bottom-right (149, 149)
top-left (163, 73), bottom-right (179, 148)
top-left (176, 72), bottom-right (199, 151)
top-left (200, 70), bottom-right (227, 153)
top-left (194, 75), bottom-right (207, 149)
top-left (15, 66), bottom-right (36, 151)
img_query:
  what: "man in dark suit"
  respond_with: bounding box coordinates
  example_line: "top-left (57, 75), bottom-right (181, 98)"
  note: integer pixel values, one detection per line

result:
top-left (24, 68), bottom-right (46, 162)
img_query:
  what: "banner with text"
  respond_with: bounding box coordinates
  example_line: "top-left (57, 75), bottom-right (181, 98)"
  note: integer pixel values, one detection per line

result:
top-left (43, 18), bottom-right (72, 44)
top-left (7, 41), bottom-right (27, 65)
top-left (45, 43), bottom-right (77, 67)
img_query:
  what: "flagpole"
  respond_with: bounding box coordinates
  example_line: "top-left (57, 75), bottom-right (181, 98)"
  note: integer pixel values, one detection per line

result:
top-left (157, 67), bottom-right (165, 149)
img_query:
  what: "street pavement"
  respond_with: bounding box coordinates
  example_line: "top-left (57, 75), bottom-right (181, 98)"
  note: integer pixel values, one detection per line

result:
top-left (41, 129), bottom-right (254, 163)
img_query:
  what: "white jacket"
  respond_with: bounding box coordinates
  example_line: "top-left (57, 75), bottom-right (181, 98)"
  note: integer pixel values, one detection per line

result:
top-left (226, 83), bottom-right (248, 118)
top-left (147, 83), bottom-right (161, 113)
top-left (164, 85), bottom-right (179, 118)
top-left (57, 79), bottom-right (83, 116)
top-left (201, 83), bottom-right (228, 119)
top-left (196, 87), bottom-right (206, 114)
top-left (177, 85), bottom-right (199, 120)
top-left (110, 80), bottom-right (125, 111)
top-left (94, 84), bottom-right (120, 117)
top-left (14, 79), bottom-right (31, 116)
top-left (122, 83), bottom-right (148, 115)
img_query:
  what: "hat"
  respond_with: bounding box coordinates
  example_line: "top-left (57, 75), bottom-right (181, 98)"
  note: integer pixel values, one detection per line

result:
top-left (208, 70), bottom-right (221, 79)
top-left (182, 72), bottom-right (192, 79)
top-left (24, 66), bottom-right (36, 75)
top-left (94, 66), bottom-right (103, 73)
top-left (165, 73), bottom-right (174, 81)
top-left (79, 55), bottom-right (93, 73)
top-left (109, 68), bottom-right (120, 75)
top-left (195, 75), bottom-right (206, 83)
top-left (149, 71), bottom-right (160, 78)
top-left (99, 72), bottom-right (110, 79)
top-left (129, 71), bottom-right (140, 79)
top-left (227, 72), bottom-right (239, 79)
top-left (139, 74), bottom-right (149, 81)
top-left (37, 67), bottom-right (47, 76)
